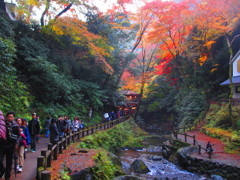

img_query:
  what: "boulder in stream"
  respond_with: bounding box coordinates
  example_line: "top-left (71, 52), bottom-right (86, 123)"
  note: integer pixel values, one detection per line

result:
top-left (210, 174), bottom-right (225, 180)
top-left (130, 159), bottom-right (150, 174)
top-left (148, 155), bottom-right (162, 161)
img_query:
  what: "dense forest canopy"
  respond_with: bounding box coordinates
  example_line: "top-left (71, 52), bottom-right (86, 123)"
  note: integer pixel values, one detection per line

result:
top-left (0, 0), bottom-right (240, 130)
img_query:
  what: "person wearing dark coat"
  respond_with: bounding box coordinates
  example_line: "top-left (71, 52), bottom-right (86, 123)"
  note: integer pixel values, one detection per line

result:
top-left (0, 111), bottom-right (20, 180)
top-left (28, 113), bottom-right (40, 152)
top-left (49, 118), bottom-right (59, 145)
top-left (57, 115), bottom-right (67, 137)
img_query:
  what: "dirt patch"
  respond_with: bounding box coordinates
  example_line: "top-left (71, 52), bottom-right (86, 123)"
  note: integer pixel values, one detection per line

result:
top-left (49, 143), bottom-right (98, 179)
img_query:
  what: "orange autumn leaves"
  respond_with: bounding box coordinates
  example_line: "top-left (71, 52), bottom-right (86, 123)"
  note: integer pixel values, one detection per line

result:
top-left (144, 0), bottom-right (240, 75)
top-left (121, 0), bottom-right (240, 92)
top-left (48, 16), bottom-right (114, 74)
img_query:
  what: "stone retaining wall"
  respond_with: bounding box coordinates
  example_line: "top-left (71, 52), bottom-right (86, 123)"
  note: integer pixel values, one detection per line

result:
top-left (177, 146), bottom-right (240, 179)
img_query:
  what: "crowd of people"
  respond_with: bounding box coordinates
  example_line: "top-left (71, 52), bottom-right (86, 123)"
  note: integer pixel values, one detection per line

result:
top-left (103, 109), bottom-right (128, 121)
top-left (0, 111), bottom-right (86, 180)
top-left (0, 108), bottom-right (129, 180)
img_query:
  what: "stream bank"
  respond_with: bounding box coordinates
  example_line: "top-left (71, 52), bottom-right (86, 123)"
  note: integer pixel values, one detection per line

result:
top-left (115, 135), bottom-right (203, 180)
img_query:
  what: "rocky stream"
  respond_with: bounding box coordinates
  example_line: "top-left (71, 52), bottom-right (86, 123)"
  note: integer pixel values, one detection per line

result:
top-left (115, 136), bottom-right (205, 180)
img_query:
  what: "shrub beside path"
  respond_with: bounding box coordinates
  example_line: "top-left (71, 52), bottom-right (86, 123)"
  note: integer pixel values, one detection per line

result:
top-left (177, 131), bottom-right (240, 167)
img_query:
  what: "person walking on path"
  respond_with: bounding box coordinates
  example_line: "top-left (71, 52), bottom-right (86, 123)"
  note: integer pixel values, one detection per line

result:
top-left (88, 107), bottom-right (93, 120)
top-left (0, 111), bottom-right (20, 180)
top-left (16, 118), bottom-right (27, 173)
top-left (44, 116), bottom-right (51, 138)
top-left (206, 141), bottom-right (214, 153)
top-left (64, 116), bottom-right (71, 135)
top-left (49, 118), bottom-right (59, 145)
top-left (57, 115), bottom-right (67, 137)
top-left (72, 117), bottom-right (80, 132)
top-left (28, 113), bottom-right (40, 152)
top-left (0, 110), bottom-right (6, 141)
top-left (22, 118), bottom-right (31, 149)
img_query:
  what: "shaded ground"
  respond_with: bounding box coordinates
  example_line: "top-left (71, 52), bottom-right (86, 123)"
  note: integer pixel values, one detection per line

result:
top-left (177, 131), bottom-right (240, 167)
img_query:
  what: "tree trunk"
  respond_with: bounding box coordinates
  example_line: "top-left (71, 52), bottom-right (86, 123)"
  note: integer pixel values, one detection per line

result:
top-left (40, 0), bottom-right (51, 26)
top-left (226, 35), bottom-right (234, 128)
top-left (134, 79), bottom-right (145, 120)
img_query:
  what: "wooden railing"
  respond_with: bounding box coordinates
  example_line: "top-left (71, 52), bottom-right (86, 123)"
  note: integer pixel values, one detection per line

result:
top-left (36, 115), bottom-right (130, 180)
top-left (173, 129), bottom-right (213, 159)
top-left (211, 98), bottom-right (240, 106)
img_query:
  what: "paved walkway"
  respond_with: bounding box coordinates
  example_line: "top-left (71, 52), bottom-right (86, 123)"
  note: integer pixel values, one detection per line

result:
top-left (176, 131), bottom-right (240, 167)
top-left (7, 136), bottom-right (50, 180)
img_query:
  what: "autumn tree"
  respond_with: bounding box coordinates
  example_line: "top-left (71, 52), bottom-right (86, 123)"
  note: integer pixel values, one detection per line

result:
top-left (191, 0), bottom-right (240, 128)
top-left (143, 0), bottom-right (195, 86)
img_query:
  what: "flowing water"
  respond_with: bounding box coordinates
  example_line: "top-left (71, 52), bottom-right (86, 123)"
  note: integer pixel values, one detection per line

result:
top-left (116, 136), bottom-right (204, 180)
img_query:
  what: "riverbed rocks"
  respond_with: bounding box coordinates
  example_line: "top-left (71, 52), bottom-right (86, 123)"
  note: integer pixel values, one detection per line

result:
top-left (148, 155), bottom-right (162, 161)
top-left (130, 159), bottom-right (150, 174)
top-left (114, 175), bottom-right (146, 180)
top-left (146, 145), bottom-right (162, 152)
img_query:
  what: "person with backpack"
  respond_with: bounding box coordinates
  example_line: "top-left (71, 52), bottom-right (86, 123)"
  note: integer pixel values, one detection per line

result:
top-left (28, 113), bottom-right (40, 152)
top-left (0, 110), bottom-right (6, 142)
top-left (0, 111), bottom-right (20, 180)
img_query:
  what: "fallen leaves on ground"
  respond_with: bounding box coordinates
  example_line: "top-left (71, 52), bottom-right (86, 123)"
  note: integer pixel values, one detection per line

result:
top-left (49, 143), bottom-right (98, 179)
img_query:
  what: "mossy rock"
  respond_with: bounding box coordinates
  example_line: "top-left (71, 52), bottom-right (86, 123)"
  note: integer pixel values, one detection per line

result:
top-left (130, 159), bottom-right (150, 174)
top-left (108, 152), bottom-right (124, 176)
top-left (172, 139), bottom-right (190, 149)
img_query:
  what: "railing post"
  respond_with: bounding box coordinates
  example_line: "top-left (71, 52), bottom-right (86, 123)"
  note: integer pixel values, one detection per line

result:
top-left (193, 135), bottom-right (196, 145)
top-left (37, 156), bottom-right (45, 180)
top-left (41, 150), bottom-right (47, 168)
top-left (59, 137), bottom-right (63, 154)
top-left (184, 133), bottom-right (187, 142)
top-left (54, 145), bottom-right (58, 160)
top-left (48, 143), bottom-right (53, 151)
top-left (198, 145), bottom-right (201, 154)
top-left (72, 133), bottom-right (75, 142)
top-left (41, 170), bottom-right (51, 180)
top-left (46, 150), bottom-right (52, 167)
top-left (82, 130), bottom-right (85, 137)
top-left (67, 135), bottom-right (70, 145)
top-left (37, 156), bottom-right (45, 168)
top-left (47, 143), bottom-right (53, 167)
top-left (63, 138), bottom-right (67, 149)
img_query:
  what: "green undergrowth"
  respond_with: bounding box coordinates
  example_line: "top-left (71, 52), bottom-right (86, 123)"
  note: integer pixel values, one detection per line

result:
top-left (202, 104), bottom-right (240, 154)
top-left (79, 119), bottom-right (148, 152)
top-left (91, 150), bottom-right (123, 180)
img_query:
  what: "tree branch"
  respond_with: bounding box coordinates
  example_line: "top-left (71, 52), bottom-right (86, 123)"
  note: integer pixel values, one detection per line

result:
top-left (53, 3), bottom-right (73, 22)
